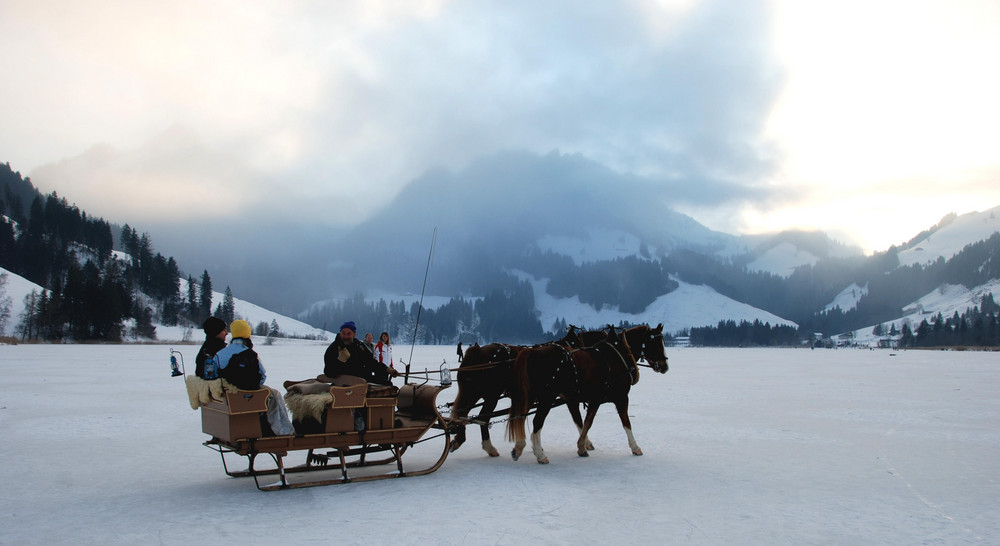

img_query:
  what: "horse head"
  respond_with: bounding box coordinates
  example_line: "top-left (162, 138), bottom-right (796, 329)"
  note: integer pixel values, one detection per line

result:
top-left (559, 325), bottom-right (584, 348)
top-left (624, 324), bottom-right (669, 374)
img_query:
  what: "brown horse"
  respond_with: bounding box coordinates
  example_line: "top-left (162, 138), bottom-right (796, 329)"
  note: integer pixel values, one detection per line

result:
top-left (506, 325), bottom-right (666, 463)
top-left (449, 328), bottom-right (601, 457)
top-left (560, 323), bottom-right (669, 448)
top-left (449, 342), bottom-right (523, 456)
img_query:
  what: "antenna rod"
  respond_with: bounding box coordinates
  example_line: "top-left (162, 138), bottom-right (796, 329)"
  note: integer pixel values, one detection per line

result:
top-left (405, 227), bottom-right (437, 383)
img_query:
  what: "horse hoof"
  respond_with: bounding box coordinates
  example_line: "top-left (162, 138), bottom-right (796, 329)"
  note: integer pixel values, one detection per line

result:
top-left (537, 458), bottom-right (549, 464)
top-left (486, 449), bottom-right (500, 457)
top-left (578, 451), bottom-right (589, 457)
top-left (632, 449), bottom-right (643, 456)
top-left (511, 449), bottom-right (520, 461)
top-left (586, 443), bottom-right (595, 451)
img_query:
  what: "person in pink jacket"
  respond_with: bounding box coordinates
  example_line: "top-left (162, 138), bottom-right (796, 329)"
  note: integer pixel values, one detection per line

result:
top-left (373, 331), bottom-right (394, 371)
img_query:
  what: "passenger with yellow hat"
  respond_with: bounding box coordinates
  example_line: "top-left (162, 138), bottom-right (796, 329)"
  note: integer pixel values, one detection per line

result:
top-left (215, 319), bottom-right (294, 436)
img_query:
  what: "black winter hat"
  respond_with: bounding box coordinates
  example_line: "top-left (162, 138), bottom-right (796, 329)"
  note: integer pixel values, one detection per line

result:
top-left (202, 316), bottom-right (227, 337)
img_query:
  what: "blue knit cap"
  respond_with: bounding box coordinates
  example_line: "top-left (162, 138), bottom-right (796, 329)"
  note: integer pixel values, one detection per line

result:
top-left (339, 321), bottom-right (357, 333)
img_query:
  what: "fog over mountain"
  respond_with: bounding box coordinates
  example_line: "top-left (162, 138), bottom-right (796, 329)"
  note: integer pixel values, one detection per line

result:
top-left (145, 149), bottom-right (760, 314)
top-left (330, 150), bottom-right (747, 298)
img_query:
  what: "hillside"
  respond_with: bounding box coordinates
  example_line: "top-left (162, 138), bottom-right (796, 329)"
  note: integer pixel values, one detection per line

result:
top-left (0, 265), bottom-right (330, 342)
top-left (897, 208), bottom-right (1000, 267)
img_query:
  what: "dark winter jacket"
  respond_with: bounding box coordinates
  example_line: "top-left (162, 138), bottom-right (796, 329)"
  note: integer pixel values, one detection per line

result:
top-left (216, 338), bottom-right (266, 390)
top-left (195, 337), bottom-right (227, 379)
top-left (323, 335), bottom-right (393, 385)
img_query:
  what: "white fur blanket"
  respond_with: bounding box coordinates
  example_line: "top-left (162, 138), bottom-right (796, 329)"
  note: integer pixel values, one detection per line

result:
top-left (283, 380), bottom-right (336, 422)
top-left (284, 390), bottom-right (333, 423)
top-left (185, 375), bottom-right (239, 409)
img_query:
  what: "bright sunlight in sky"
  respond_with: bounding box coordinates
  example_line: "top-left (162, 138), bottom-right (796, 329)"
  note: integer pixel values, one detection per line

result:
top-left (0, 0), bottom-right (997, 253)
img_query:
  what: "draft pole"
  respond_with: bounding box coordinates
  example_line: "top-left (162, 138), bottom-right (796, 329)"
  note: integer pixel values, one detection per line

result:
top-left (405, 227), bottom-right (437, 383)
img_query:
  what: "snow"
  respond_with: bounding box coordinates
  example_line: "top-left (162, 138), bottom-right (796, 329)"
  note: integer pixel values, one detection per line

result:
top-left (897, 206), bottom-right (1000, 268)
top-left (823, 283), bottom-right (869, 313)
top-left (520, 272), bottom-right (797, 334)
top-left (905, 281), bottom-right (1000, 318)
top-left (1, 343), bottom-right (998, 545)
top-left (536, 229), bottom-right (652, 265)
top-left (847, 279), bottom-right (1000, 345)
top-left (746, 242), bottom-right (819, 278)
top-left (174, 277), bottom-right (331, 341)
top-left (0, 268), bottom-right (44, 335)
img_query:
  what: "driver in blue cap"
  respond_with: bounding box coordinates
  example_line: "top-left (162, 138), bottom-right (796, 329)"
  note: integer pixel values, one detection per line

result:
top-left (322, 321), bottom-right (398, 385)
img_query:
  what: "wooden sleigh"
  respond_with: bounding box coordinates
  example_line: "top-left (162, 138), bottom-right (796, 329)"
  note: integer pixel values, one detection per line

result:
top-left (173, 350), bottom-right (452, 491)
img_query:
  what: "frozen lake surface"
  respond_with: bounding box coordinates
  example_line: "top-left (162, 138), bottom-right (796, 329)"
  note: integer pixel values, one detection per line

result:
top-left (1, 343), bottom-right (997, 545)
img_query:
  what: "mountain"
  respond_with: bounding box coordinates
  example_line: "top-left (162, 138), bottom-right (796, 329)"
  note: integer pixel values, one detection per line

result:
top-left (5, 155), bottom-right (1000, 345)
top-left (323, 150), bottom-right (745, 297)
top-left (738, 230), bottom-right (862, 277)
top-left (896, 208), bottom-right (1000, 267)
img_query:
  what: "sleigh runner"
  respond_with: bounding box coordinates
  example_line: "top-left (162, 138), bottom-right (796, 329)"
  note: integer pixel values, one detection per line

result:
top-left (172, 350), bottom-right (452, 491)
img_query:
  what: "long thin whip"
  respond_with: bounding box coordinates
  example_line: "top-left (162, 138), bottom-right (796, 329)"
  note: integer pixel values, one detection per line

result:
top-left (405, 227), bottom-right (437, 383)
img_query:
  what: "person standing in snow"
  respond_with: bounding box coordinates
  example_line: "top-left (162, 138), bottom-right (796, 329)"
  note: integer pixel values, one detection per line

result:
top-left (195, 316), bottom-right (227, 379)
top-left (216, 319), bottom-right (294, 436)
top-left (323, 321), bottom-right (397, 385)
top-left (363, 332), bottom-right (375, 352)
top-left (373, 331), bottom-right (394, 373)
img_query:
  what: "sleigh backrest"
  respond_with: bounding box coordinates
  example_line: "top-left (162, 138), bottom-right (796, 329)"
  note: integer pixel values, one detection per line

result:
top-left (200, 388), bottom-right (270, 442)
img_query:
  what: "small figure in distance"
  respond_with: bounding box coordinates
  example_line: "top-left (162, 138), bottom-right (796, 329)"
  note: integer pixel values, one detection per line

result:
top-left (323, 321), bottom-right (398, 385)
top-left (363, 332), bottom-right (375, 352)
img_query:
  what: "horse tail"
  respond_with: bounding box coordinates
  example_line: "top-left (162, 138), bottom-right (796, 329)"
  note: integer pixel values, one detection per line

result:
top-left (505, 348), bottom-right (532, 444)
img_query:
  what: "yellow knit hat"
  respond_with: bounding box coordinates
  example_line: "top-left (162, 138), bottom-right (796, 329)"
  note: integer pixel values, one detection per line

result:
top-left (229, 319), bottom-right (252, 339)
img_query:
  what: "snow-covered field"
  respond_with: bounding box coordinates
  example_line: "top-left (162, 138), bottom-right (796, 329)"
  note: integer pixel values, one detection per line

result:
top-left (1, 343), bottom-right (998, 545)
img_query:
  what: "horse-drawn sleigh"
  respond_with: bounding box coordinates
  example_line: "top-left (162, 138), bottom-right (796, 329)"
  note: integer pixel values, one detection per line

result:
top-left (173, 351), bottom-right (454, 491)
top-left (172, 323), bottom-right (668, 490)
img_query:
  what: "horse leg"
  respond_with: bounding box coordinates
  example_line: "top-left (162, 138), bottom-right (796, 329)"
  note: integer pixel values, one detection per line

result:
top-left (614, 398), bottom-right (642, 455)
top-left (448, 396), bottom-right (473, 453)
top-left (577, 404), bottom-right (601, 457)
top-left (450, 425), bottom-right (467, 453)
top-left (477, 396), bottom-right (501, 457)
top-left (567, 402), bottom-right (595, 451)
top-left (530, 404), bottom-right (553, 464)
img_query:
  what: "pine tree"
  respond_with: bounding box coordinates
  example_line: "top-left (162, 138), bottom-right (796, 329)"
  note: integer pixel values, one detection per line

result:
top-left (220, 286), bottom-right (235, 323)
top-left (199, 270), bottom-right (213, 320)
top-left (186, 275), bottom-right (198, 318)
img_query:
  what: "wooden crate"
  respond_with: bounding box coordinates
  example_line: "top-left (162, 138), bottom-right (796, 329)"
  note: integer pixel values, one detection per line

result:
top-left (366, 397), bottom-right (396, 430)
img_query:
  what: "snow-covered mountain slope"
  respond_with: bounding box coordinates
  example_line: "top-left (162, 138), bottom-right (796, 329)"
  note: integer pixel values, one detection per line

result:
top-left (0, 265), bottom-right (331, 341)
top-left (0, 267), bottom-right (44, 336)
top-left (847, 278), bottom-right (1000, 345)
top-left (157, 278), bottom-right (332, 342)
top-left (897, 206), bottom-right (1000, 267)
top-left (823, 283), bottom-right (869, 313)
top-left (536, 229), bottom-right (651, 265)
top-left (746, 242), bottom-right (820, 277)
top-left (739, 230), bottom-right (862, 278)
top-left (515, 271), bottom-right (796, 334)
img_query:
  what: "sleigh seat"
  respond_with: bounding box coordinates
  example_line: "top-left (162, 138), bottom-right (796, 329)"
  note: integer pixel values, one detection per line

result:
top-left (284, 376), bottom-right (399, 435)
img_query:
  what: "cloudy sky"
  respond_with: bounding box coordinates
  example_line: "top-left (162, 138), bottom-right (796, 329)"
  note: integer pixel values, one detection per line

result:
top-left (2, 0), bottom-right (998, 253)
